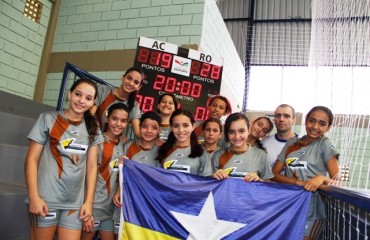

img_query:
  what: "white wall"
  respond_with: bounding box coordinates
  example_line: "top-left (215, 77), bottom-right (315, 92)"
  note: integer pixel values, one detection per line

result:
top-left (200, 0), bottom-right (245, 113)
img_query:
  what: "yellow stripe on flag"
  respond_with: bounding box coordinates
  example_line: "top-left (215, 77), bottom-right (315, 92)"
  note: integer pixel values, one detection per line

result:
top-left (121, 221), bottom-right (181, 240)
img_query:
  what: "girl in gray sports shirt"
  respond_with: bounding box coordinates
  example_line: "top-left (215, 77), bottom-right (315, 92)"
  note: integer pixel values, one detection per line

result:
top-left (212, 113), bottom-right (273, 182)
top-left (81, 103), bottom-right (129, 240)
top-left (25, 79), bottom-right (103, 240)
top-left (156, 109), bottom-right (210, 176)
top-left (272, 106), bottom-right (339, 240)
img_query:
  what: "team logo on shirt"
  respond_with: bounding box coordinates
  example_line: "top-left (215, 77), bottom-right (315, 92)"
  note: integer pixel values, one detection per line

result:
top-left (110, 157), bottom-right (126, 171)
top-left (60, 138), bottom-right (87, 154)
top-left (163, 160), bottom-right (190, 173)
top-left (232, 159), bottom-right (242, 164)
top-left (224, 167), bottom-right (246, 179)
top-left (163, 160), bottom-right (176, 169)
top-left (298, 151), bottom-right (305, 155)
top-left (286, 157), bottom-right (307, 169)
top-left (140, 156), bottom-right (148, 161)
top-left (71, 130), bottom-right (79, 136)
top-left (175, 153), bottom-right (184, 157)
top-left (110, 159), bottom-right (119, 171)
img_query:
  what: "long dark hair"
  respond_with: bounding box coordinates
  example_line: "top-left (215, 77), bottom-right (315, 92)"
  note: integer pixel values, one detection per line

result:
top-left (224, 113), bottom-right (250, 142)
top-left (70, 79), bottom-right (100, 144)
top-left (125, 67), bottom-right (145, 112)
top-left (156, 109), bottom-right (203, 162)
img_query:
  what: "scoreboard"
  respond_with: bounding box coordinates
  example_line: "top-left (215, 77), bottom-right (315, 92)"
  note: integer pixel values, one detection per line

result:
top-left (134, 37), bottom-right (223, 121)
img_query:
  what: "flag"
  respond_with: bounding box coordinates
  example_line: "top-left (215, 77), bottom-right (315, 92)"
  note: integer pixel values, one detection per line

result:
top-left (119, 160), bottom-right (311, 240)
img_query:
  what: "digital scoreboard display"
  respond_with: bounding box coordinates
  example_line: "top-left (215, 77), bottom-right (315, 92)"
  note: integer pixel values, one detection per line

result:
top-left (134, 37), bottom-right (223, 121)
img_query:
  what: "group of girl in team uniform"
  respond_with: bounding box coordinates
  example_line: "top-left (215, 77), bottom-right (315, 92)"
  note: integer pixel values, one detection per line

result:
top-left (25, 66), bottom-right (339, 240)
top-left (25, 68), bottom-right (146, 240)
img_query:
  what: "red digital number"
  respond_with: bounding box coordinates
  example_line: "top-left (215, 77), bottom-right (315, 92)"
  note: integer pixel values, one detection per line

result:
top-left (136, 94), bottom-right (143, 108)
top-left (153, 75), bottom-right (166, 90)
top-left (190, 61), bottom-right (201, 75)
top-left (200, 63), bottom-right (211, 78)
top-left (142, 96), bottom-right (154, 112)
top-left (149, 51), bottom-right (161, 66)
top-left (161, 53), bottom-right (172, 69)
top-left (179, 80), bottom-right (191, 96)
top-left (165, 77), bottom-right (176, 92)
top-left (145, 50), bottom-right (172, 69)
top-left (210, 65), bottom-right (221, 80)
top-left (191, 83), bottom-right (202, 98)
top-left (194, 107), bottom-right (208, 121)
top-left (137, 48), bottom-right (149, 63)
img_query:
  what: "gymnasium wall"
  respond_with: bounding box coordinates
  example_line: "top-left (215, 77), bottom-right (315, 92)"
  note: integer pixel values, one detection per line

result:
top-left (0, 0), bottom-right (52, 98)
top-left (44, 0), bottom-right (244, 110)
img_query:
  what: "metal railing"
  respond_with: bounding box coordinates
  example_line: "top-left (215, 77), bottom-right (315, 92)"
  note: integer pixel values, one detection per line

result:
top-left (56, 62), bottom-right (114, 111)
top-left (320, 186), bottom-right (370, 239)
top-left (56, 62), bottom-right (135, 139)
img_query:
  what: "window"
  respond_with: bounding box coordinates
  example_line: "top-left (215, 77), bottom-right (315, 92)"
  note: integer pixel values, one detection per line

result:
top-left (248, 66), bottom-right (370, 115)
top-left (23, 0), bottom-right (43, 23)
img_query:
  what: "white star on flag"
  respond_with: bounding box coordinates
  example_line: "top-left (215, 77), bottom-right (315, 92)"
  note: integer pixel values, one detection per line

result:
top-left (171, 192), bottom-right (246, 240)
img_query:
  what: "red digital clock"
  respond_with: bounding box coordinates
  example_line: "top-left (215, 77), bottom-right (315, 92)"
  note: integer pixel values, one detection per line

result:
top-left (134, 37), bottom-right (223, 121)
